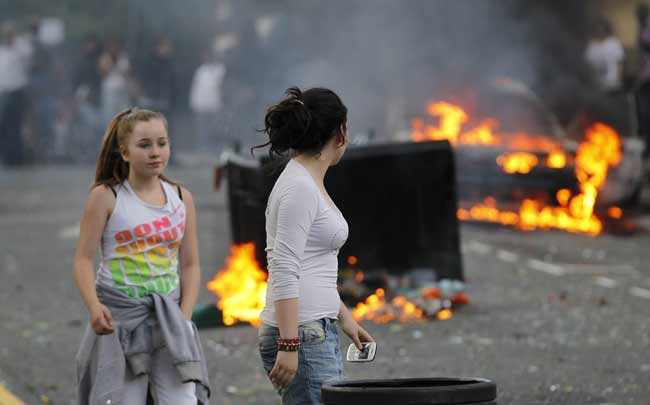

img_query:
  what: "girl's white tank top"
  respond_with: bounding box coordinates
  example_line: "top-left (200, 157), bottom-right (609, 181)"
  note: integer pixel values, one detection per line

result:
top-left (96, 179), bottom-right (186, 298)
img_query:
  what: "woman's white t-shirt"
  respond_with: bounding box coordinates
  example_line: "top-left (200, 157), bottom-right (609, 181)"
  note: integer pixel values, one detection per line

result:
top-left (260, 159), bottom-right (349, 327)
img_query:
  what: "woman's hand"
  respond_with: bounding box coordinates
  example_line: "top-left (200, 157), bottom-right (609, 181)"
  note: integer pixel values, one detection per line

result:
top-left (340, 315), bottom-right (374, 350)
top-left (90, 303), bottom-right (114, 335)
top-left (269, 350), bottom-right (298, 389)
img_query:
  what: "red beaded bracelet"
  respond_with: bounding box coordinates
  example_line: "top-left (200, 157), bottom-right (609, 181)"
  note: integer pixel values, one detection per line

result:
top-left (277, 337), bottom-right (301, 352)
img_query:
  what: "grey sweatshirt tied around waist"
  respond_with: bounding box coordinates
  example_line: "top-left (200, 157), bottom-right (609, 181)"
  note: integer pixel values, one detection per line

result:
top-left (76, 284), bottom-right (210, 405)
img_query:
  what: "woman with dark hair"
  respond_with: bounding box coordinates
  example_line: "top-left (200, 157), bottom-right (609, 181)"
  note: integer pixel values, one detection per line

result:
top-left (255, 87), bottom-right (375, 404)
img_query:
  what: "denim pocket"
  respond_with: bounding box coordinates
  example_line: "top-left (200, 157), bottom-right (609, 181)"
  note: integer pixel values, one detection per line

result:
top-left (258, 333), bottom-right (278, 352)
top-left (300, 320), bottom-right (326, 346)
top-left (258, 333), bottom-right (278, 375)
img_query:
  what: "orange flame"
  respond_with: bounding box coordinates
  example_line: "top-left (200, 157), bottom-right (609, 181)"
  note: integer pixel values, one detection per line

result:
top-left (206, 243), bottom-right (267, 326)
top-left (413, 101), bottom-right (622, 235)
top-left (556, 189), bottom-right (572, 206)
top-left (608, 206), bottom-right (622, 219)
top-left (352, 288), bottom-right (428, 323)
top-left (208, 247), bottom-right (433, 326)
top-left (460, 119), bottom-right (499, 146)
top-left (546, 151), bottom-right (567, 168)
top-left (496, 152), bottom-right (539, 174)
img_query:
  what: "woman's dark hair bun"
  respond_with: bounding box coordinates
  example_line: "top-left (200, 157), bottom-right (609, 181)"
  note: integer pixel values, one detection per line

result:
top-left (253, 86), bottom-right (347, 158)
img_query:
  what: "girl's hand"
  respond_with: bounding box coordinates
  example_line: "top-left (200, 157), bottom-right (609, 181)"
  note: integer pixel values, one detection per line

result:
top-left (340, 316), bottom-right (374, 350)
top-left (90, 303), bottom-right (114, 335)
top-left (269, 350), bottom-right (298, 389)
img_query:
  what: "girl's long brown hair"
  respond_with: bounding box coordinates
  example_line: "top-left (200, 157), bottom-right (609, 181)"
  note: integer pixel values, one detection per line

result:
top-left (93, 107), bottom-right (177, 189)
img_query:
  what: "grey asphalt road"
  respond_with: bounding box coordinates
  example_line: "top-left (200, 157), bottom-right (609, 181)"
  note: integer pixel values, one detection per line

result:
top-left (0, 163), bottom-right (649, 404)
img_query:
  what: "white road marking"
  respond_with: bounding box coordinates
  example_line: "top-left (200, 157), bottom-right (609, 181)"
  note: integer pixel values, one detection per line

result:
top-left (496, 250), bottom-right (519, 263)
top-left (561, 264), bottom-right (639, 276)
top-left (467, 240), bottom-right (492, 255)
top-left (594, 277), bottom-right (618, 288)
top-left (526, 259), bottom-right (565, 276)
top-left (629, 286), bottom-right (650, 300)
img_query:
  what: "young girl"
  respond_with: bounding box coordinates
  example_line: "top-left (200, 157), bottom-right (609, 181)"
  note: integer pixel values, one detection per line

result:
top-left (74, 108), bottom-right (210, 404)
top-left (256, 87), bottom-right (375, 404)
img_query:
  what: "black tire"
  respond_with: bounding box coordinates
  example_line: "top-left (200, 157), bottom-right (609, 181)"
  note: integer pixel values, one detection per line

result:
top-left (321, 377), bottom-right (497, 405)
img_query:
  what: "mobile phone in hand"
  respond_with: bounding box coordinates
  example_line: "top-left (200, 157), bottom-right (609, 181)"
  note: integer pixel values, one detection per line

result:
top-left (346, 342), bottom-right (377, 362)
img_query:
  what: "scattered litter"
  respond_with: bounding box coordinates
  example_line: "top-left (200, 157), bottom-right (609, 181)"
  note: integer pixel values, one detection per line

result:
top-left (389, 324), bottom-right (404, 333)
top-left (35, 321), bottom-right (49, 331)
top-left (449, 336), bottom-right (464, 344)
top-left (35, 335), bottom-right (49, 346)
top-left (476, 337), bottom-right (493, 345)
top-left (208, 339), bottom-right (230, 356)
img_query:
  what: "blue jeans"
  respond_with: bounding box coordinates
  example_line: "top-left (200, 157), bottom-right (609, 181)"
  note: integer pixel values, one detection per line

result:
top-left (258, 318), bottom-right (344, 404)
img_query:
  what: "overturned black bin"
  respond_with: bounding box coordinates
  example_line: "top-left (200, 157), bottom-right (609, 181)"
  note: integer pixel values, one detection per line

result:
top-left (321, 377), bottom-right (497, 405)
top-left (222, 140), bottom-right (463, 280)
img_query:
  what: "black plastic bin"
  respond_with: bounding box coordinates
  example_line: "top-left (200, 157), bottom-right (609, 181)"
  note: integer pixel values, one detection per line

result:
top-left (223, 140), bottom-right (464, 280)
top-left (321, 377), bottom-right (497, 405)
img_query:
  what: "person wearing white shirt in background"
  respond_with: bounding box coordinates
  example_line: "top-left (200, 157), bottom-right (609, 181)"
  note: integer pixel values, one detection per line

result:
top-left (189, 51), bottom-right (226, 152)
top-left (0, 23), bottom-right (33, 165)
top-left (98, 40), bottom-right (132, 124)
top-left (584, 18), bottom-right (625, 93)
top-left (636, 4), bottom-right (650, 159)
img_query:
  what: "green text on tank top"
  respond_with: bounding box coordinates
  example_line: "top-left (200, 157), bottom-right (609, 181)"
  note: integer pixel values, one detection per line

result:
top-left (107, 184), bottom-right (184, 298)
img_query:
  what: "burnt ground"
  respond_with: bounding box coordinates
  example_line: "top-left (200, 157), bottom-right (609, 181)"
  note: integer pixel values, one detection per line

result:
top-left (0, 163), bottom-right (649, 404)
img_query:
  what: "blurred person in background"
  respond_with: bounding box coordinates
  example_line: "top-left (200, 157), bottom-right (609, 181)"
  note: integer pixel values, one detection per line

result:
top-left (636, 3), bottom-right (650, 158)
top-left (141, 36), bottom-right (177, 120)
top-left (141, 36), bottom-right (178, 152)
top-left (584, 17), bottom-right (625, 94)
top-left (189, 49), bottom-right (226, 153)
top-left (99, 39), bottom-right (132, 124)
top-left (0, 22), bottom-right (33, 166)
top-left (29, 17), bottom-right (69, 161)
top-left (58, 33), bottom-right (105, 161)
top-left (74, 34), bottom-right (102, 109)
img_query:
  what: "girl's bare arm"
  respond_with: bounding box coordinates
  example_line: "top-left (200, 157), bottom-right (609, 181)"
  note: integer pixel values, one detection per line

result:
top-left (179, 187), bottom-right (201, 320)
